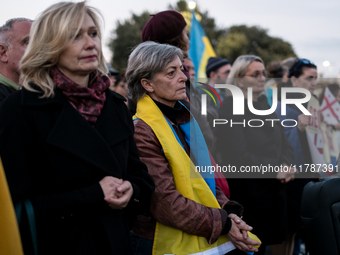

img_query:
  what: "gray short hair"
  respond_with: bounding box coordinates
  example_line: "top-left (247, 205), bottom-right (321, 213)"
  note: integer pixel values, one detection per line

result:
top-left (0, 18), bottom-right (33, 48)
top-left (126, 41), bottom-right (183, 103)
top-left (228, 55), bottom-right (264, 86)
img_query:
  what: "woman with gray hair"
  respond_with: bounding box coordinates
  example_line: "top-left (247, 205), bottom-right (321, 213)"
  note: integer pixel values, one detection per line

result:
top-left (127, 42), bottom-right (260, 255)
top-left (0, 2), bottom-right (154, 254)
top-left (215, 55), bottom-right (295, 255)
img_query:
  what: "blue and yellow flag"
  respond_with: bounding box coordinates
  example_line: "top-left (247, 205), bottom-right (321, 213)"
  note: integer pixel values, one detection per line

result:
top-left (0, 157), bottom-right (23, 255)
top-left (189, 11), bottom-right (216, 79)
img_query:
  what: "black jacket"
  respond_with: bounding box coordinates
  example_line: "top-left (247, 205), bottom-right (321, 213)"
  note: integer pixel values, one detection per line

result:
top-left (0, 82), bottom-right (16, 105)
top-left (215, 95), bottom-right (294, 245)
top-left (0, 87), bottom-right (154, 255)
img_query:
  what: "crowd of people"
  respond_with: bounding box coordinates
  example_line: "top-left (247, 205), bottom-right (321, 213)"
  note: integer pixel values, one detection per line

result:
top-left (0, 1), bottom-right (338, 255)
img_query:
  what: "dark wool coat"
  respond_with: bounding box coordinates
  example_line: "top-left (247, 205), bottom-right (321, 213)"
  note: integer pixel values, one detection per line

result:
top-left (0, 87), bottom-right (154, 255)
top-left (275, 93), bottom-right (319, 237)
top-left (0, 82), bottom-right (16, 105)
top-left (215, 95), bottom-right (294, 245)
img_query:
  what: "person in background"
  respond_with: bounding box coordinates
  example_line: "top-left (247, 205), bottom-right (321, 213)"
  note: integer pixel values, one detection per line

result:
top-left (0, 18), bottom-right (32, 104)
top-left (199, 57), bottom-right (231, 151)
top-left (265, 61), bottom-right (284, 106)
top-left (276, 57), bottom-right (296, 99)
top-left (281, 57), bottom-right (296, 83)
top-left (110, 70), bottom-right (128, 104)
top-left (127, 41), bottom-right (260, 255)
top-left (215, 55), bottom-right (295, 255)
top-left (265, 61), bottom-right (284, 87)
top-left (276, 58), bottom-right (318, 169)
top-left (206, 57), bottom-right (231, 95)
top-left (140, 10), bottom-right (214, 148)
top-left (204, 56), bottom-right (231, 104)
top-left (265, 57), bottom-right (296, 106)
top-left (141, 9), bottom-right (230, 197)
top-left (0, 2), bottom-right (154, 254)
top-left (183, 57), bottom-right (195, 82)
top-left (275, 57), bottom-right (319, 255)
top-left (106, 62), bottom-right (119, 88)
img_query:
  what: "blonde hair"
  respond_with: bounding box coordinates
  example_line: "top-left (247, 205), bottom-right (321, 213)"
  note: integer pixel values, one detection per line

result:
top-left (20, 1), bottom-right (107, 98)
top-left (227, 55), bottom-right (264, 86)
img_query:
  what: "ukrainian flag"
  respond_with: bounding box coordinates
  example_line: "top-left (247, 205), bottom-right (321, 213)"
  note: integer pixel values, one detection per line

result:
top-left (0, 157), bottom-right (23, 255)
top-left (189, 11), bottom-right (216, 79)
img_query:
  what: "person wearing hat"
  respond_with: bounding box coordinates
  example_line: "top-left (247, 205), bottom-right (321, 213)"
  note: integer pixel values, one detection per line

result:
top-left (141, 10), bottom-right (189, 58)
top-left (141, 11), bottom-right (234, 196)
top-left (139, 10), bottom-right (214, 148)
top-left (206, 57), bottom-right (231, 104)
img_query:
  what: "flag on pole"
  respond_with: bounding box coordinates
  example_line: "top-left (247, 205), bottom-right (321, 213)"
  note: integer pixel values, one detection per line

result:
top-left (0, 157), bottom-right (23, 255)
top-left (188, 11), bottom-right (216, 79)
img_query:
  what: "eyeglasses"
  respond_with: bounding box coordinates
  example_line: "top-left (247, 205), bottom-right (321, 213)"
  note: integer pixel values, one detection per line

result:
top-left (291, 58), bottom-right (315, 76)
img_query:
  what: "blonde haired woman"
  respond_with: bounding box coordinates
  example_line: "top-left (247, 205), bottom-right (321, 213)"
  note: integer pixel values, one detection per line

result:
top-left (215, 55), bottom-right (295, 255)
top-left (0, 2), bottom-right (154, 254)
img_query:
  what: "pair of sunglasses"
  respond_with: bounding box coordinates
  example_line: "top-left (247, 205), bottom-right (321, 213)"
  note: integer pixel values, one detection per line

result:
top-left (291, 58), bottom-right (315, 76)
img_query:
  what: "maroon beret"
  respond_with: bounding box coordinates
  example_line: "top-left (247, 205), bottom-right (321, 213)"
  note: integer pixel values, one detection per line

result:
top-left (141, 10), bottom-right (187, 43)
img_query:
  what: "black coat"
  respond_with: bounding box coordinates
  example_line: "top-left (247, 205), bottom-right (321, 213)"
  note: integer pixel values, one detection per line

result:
top-left (215, 95), bottom-right (294, 245)
top-left (0, 87), bottom-right (154, 255)
top-left (0, 82), bottom-right (16, 105)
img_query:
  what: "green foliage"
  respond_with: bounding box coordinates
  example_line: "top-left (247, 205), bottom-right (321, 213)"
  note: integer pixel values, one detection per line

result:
top-left (216, 33), bottom-right (249, 62)
top-left (108, 11), bottom-right (150, 70)
top-left (216, 25), bottom-right (297, 64)
top-left (108, 1), bottom-right (296, 70)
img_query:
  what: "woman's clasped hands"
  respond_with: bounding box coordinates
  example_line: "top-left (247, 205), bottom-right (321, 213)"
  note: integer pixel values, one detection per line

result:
top-left (227, 213), bottom-right (261, 253)
top-left (99, 176), bottom-right (133, 209)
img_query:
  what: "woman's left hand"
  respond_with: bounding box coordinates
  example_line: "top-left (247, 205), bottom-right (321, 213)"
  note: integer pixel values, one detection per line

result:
top-left (104, 180), bottom-right (134, 209)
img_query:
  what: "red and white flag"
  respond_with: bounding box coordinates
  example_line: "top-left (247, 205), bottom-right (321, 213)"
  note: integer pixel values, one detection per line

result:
top-left (320, 87), bottom-right (340, 125)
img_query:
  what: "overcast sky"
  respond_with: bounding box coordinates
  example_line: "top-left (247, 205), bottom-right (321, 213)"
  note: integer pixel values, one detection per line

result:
top-left (1, 0), bottom-right (339, 77)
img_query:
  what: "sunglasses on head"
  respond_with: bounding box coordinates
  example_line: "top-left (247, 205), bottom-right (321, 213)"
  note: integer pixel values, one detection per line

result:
top-left (291, 58), bottom-right (314, 76)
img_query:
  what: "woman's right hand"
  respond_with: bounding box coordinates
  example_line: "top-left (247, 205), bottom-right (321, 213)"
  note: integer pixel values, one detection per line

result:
top-left (99, 176), bottom-right (134, 209)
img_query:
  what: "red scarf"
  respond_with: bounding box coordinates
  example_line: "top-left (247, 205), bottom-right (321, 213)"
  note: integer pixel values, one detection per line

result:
top-left (51, 67), bottom-right (110, 125)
